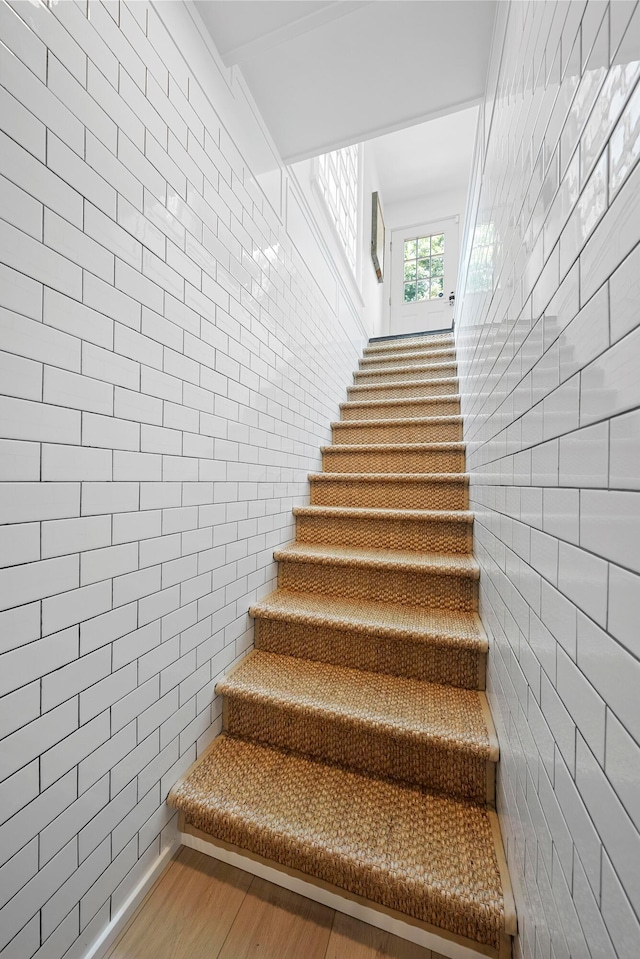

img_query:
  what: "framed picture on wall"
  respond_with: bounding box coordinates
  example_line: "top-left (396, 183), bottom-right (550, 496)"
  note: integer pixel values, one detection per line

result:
top-left (371, 192), bottom-right (385, 282)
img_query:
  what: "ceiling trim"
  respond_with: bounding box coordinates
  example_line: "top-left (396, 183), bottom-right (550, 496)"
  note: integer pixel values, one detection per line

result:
top-left (283, 95), bottom-right (484, 164)
top-left (221, 1), bottom-right (371, 65)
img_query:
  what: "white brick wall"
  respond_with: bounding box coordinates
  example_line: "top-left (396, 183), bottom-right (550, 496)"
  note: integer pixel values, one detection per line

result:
top-left (456, 3), bottom-right (640, 957)
top-left (0, 1), bottom-right (368, 955)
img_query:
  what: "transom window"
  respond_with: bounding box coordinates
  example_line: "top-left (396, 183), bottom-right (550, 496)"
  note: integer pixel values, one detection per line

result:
top-left (317, 145), bottom-right (359, 272)
top-left (403, 233), bottom-right (444, 302)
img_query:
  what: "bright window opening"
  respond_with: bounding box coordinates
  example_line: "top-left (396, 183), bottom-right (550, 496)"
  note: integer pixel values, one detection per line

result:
top-left (466, 221), bottom-right (495, 294)
top-left (403, 233), bottom-right (445, 302)
top-left (317, 145), bottom-right (359, 273)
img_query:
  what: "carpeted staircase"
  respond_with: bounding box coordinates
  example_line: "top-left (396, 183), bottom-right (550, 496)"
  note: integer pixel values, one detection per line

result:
top-left (168, 333), bottom-right (516, 959)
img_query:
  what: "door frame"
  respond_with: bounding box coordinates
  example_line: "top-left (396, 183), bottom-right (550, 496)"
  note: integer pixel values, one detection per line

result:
top-left (386, 214), bottom-right (460, 336)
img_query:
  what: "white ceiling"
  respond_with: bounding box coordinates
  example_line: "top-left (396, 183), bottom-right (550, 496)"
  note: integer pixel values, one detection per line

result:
top-left (198, 1), bottom-right (345, 59)
top-left (368, 105), bottom-right (479, 207)
top-left (195, 0), bottom-right (497, 162)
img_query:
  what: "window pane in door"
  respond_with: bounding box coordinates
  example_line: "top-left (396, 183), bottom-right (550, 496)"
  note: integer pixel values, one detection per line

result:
top-left (404, 261), bottom-right (417, 281)
top-left (431, 256), bottom-right (443, 276)
top-left (431, 234), bottom-right (444, 255)
top-left (417, 258), bottom-right (430, 279)
top-left (404, 239), bottom-right (417, 259)
top-left (404, 282), bottom-right (417, 302)
top-left (430, 277), bottom-right (444, 297)
top-left (417, 237), bottom-right (430, 257)
top-left (416, 281), bottom-right (428, 300)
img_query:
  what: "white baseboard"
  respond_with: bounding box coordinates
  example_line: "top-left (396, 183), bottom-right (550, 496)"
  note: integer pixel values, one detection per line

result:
top-left (74, 829), bottom-right (498, 959)
top-left (81, 840), bottom-right (180, 959)
top-left (181, 831), bottom-right (490, 959)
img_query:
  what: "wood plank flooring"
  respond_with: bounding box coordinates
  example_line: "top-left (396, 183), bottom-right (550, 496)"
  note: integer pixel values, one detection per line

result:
top-left (106, 847), bottom-right (445, 959)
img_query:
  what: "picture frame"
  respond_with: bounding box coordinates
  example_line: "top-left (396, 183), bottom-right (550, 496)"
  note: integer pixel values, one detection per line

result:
top-left (371, 191), bottom-right (385, 282)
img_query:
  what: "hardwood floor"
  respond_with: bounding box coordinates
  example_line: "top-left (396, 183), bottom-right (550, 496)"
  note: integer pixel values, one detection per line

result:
top-left (106, 847), bottom-right (445, 959)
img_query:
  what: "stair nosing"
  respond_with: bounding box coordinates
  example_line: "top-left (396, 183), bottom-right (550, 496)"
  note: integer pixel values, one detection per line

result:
top-left (274, 544), bottom-right (480, 578)
top-left (309, 471), bottom-right (469, 483)
top-left (364, 336), bottom-right (454, 351)
top-left (348, 376), bottom-right (459, 389)
top-left (321, 442), bottom-right (466, 452)
top-left (355, 362), bottom-right (457, 374)
top-left (361, 346), bottom-right (455, 357)
top-left (293, 505), bottom-right (473, 522)
top-left (354, 373), bottom-right (458, 385)
top-left (340, 394), bottom-right (461, 410)
top-left (332, 415), bottom-right (463, 427)
top-left (360, 355), bottom-right (456, 368)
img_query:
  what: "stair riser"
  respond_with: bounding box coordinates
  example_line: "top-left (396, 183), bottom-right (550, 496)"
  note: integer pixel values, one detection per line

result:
top-left (296, 515), bottom-right (473, 553)
top-left (360, 350), bottom-right (456, 370)
top-left (348, 380), bottom-right (459, 400)
top-left (254, 617), bottom-right (486, 689)
top-left (310, 480), bottom-right (468, 510)
top-left (332, 421), bottom-right (463, 445)
top-left (354, 364), bottom-right (457, 384)
top-left (278, 561), bottom-right (478, 611)
top-left (342, 398), bottom-right (460, 420)
top-left (223, 697), bottom-right (492, 804)
top-left (322, 448), bottom-right (465, 473)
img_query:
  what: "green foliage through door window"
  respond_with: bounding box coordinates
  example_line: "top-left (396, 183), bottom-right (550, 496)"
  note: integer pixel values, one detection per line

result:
top-left (403, 234), bottom-right (445, 302)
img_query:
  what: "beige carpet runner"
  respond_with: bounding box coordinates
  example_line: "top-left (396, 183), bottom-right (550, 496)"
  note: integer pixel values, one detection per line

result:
top-left (168, 333), bottom-right (516, 958)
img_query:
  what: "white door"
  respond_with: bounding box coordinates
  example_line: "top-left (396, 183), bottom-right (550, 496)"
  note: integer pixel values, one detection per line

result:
top-left (389, 218), bottom-right (459, 335)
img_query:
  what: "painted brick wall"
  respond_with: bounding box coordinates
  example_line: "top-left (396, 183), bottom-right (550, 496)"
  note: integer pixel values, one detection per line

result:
top-left (0, 1), bottom-right (368, 956)
top-left (456, 2), bottom-right (640, 958)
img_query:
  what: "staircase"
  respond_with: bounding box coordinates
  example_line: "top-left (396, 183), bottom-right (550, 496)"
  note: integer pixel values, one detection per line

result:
top-left (168, 332), bottom-right (516, 959)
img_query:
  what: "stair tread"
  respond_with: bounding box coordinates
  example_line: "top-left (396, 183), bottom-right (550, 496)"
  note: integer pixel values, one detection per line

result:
top-left (309, 471), bottom-right (469, 483)
top-left (218, 650), bottom-right (497, 759)
top-left (355, 362), bottom-right (457, 377)
top-left (362, 345), bottom-right (455, 358)
top-left (321, 442), bottom-right (465, 452)
top-left (360, 349), bottom-right (455, 366)
top-left (274, 542), bottom-right (480, 577)
top-left (348, 376), bottom-right (459, 391)
top-left (359, 360), bottom-right (456, 371)
top-left (250, 589), bottom-right (487, 650)
top-left (341, 394), bottom-right (460, 409)
top-left (365, 334), bottom-right (454, 353)
top-left (294, 505), bottom-right (473, 522)
top-left (332, 415), bottom-right (463, 427)
top-left (168, 735), bottom-right (511, 950)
